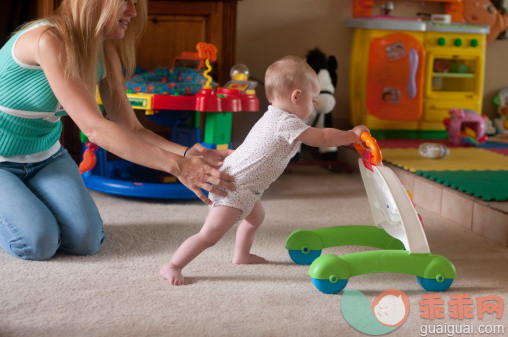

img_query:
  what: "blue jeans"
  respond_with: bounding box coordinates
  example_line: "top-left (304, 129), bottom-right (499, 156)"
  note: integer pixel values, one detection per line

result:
top-left (0, 147), bottom-right (105, 260)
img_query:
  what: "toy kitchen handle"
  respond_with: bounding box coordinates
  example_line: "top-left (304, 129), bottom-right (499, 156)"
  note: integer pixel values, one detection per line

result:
top-left (407, 48), bottom-right (418, 99)
top-left (353, 132), bottom-right (383, 166)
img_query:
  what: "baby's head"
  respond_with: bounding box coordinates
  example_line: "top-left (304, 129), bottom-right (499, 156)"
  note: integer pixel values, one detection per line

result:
top-left (265, 56), bottom-right (320, 120)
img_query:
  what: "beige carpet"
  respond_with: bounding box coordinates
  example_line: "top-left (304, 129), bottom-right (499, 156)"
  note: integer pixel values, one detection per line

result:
top-left (1, 166), bottom-right (507, 337)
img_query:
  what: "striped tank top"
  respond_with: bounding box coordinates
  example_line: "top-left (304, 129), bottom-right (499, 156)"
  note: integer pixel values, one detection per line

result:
top-left (0, 22), bottom-right (104, 160)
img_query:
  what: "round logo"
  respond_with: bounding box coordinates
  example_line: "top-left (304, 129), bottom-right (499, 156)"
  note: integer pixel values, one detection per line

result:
top-left (341, 288), bottom-right (410, 335)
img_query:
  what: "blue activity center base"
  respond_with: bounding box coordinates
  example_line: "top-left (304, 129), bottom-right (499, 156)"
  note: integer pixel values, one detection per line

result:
top-left (81, 140), bottom-right (232, 200)
top-left (81, 150), bottom-right (200, 199)
top-left (82, 171), bottom-right (198, 199)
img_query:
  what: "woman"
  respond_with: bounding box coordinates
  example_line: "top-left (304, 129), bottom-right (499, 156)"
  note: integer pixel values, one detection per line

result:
top-left (0, 0), bottom-right (235, 260)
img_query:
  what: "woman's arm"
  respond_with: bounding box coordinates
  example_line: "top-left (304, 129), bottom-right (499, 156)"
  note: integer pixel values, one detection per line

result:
top-left (98, 45), bottom-right (188, 156)
top-left (98, 44), bottom-right (234, 166)
top-left (34, 29), bottom-right (234, 204)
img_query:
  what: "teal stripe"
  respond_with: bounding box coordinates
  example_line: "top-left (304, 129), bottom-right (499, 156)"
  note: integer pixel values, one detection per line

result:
top-left (0, 23), bottom-right (103, 156)
top-left (0, 113), bottom-right (62, 156)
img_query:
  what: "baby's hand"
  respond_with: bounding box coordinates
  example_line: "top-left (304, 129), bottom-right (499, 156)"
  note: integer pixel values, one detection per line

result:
top-left (351, 125), bottom-right (370, 143)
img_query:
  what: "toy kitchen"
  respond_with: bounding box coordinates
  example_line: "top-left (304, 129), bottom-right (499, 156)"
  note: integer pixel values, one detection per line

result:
top-left (348, 0), bottom-right (490, 138)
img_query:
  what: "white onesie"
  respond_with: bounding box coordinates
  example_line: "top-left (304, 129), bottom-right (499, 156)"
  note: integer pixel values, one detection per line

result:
top-left (210, 105), bottom-right (310, 220)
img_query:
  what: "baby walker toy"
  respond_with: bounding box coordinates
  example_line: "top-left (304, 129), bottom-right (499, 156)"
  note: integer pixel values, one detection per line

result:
top-left (285, 132), bottom-right (456, 294)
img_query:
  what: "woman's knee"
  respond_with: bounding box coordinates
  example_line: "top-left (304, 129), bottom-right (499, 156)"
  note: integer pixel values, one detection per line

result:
top-left (61, 217), bottom-right (105, 256)
top-left (75, 230), bottom-right (105, 256)
top-left (6, 223), bottom-right (60, 261)
top-left (0, 170), bottom-right (60, 260)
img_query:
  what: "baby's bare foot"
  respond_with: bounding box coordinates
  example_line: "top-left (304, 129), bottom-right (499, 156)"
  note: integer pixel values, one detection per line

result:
top-left (232, 253), bottom-right (269, 265)
top-left (160, 263), bottom-right (188, 286)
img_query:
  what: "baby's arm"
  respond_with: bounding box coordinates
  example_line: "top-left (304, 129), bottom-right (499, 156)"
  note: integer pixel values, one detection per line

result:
top-left (296, 125), bottom-right (369, 148)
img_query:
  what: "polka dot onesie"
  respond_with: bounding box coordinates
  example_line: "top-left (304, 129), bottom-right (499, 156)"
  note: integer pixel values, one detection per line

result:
top-left (209, 105), bottom-right (310, 220)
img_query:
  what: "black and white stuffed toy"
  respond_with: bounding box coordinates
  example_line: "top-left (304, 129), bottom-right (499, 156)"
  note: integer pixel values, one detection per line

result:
top-left (306, 48), bottom-right (338, 161)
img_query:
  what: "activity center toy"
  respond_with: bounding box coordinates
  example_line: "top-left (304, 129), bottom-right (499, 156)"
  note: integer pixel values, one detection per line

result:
top-left (285, 132), bottom-right (456, 294)
top-left (78, 43), bottom-right (258, 199)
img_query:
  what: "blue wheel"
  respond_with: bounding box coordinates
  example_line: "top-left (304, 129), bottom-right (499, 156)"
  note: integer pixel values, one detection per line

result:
top-left (416, 276), bottom-right (454, 292)
top-left (288, 249), bottom-right (322, 265)
top-left (311, 277), bottom-right (348, 294)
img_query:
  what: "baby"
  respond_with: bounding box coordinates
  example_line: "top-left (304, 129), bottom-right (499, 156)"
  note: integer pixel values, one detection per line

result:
top-left (160, 55), bottom-right (369, 285)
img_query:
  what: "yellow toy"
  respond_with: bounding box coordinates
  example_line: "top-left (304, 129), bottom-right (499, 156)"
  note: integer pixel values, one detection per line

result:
top-left (348, 4), bottom-right (488, 139)
top-left (196, 42), bottom-right (217, 89)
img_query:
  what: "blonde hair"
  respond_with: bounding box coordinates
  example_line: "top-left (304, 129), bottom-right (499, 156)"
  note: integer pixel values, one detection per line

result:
top-left (264, 55), bottom-right (317, 102)
top-left (20, 0), bottom-right (147, 98)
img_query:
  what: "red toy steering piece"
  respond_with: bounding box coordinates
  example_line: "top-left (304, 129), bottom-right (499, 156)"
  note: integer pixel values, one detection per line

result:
top-left (353, 132), bottom-right (383, 168)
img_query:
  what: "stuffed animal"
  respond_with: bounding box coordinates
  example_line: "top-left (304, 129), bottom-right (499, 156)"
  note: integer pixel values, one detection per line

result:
top-left (305, 48), bottom-right (338, 161)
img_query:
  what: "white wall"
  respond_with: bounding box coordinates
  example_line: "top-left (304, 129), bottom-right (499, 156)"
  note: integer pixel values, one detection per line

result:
top-left (234, 0), bottom-right (508, 139)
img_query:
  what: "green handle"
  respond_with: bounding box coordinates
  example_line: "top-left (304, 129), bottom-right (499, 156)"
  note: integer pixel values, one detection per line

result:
top-left (309, 251), bottom-right (456, 280)
top-left (285, 226), bottom-right (404, 251)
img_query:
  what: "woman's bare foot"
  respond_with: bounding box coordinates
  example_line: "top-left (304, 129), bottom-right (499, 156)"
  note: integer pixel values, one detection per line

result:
top-left (160, 263), bottom-right (188, 286)
top-left (232, 253), bottom-right (269, 265)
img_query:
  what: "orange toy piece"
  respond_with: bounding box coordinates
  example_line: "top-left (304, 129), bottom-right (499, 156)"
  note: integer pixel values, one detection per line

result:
top-left (196, 42), bottom-right (218, 89)
top-left (79, 142), bottom-right (98, 174)
top-left (172, 51), bottom-right (204, 70)
top-left (354, 132), bottom-right (383, 166)
top-left (196, 42), bottom-right (217, 62)
top-left (353, 0), bottom-right (375, 18)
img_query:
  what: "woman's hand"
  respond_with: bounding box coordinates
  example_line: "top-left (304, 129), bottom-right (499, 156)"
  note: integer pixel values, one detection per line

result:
top-left (176, 154), bottom-right (235, 205)
top-left (185, 143), bottom-right (233, 167)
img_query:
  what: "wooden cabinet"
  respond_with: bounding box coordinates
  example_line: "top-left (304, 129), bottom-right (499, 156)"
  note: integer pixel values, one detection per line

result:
top-left (36, 0), bottom-right (60, 17)
top-left (36, 0), bottom-right (239, 161)
top-left (139, 0), bottom-right (238, 85)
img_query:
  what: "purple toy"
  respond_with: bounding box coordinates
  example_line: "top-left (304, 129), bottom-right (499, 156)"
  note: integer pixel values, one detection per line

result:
top-left (445, 108), bottom-right (487, 145)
